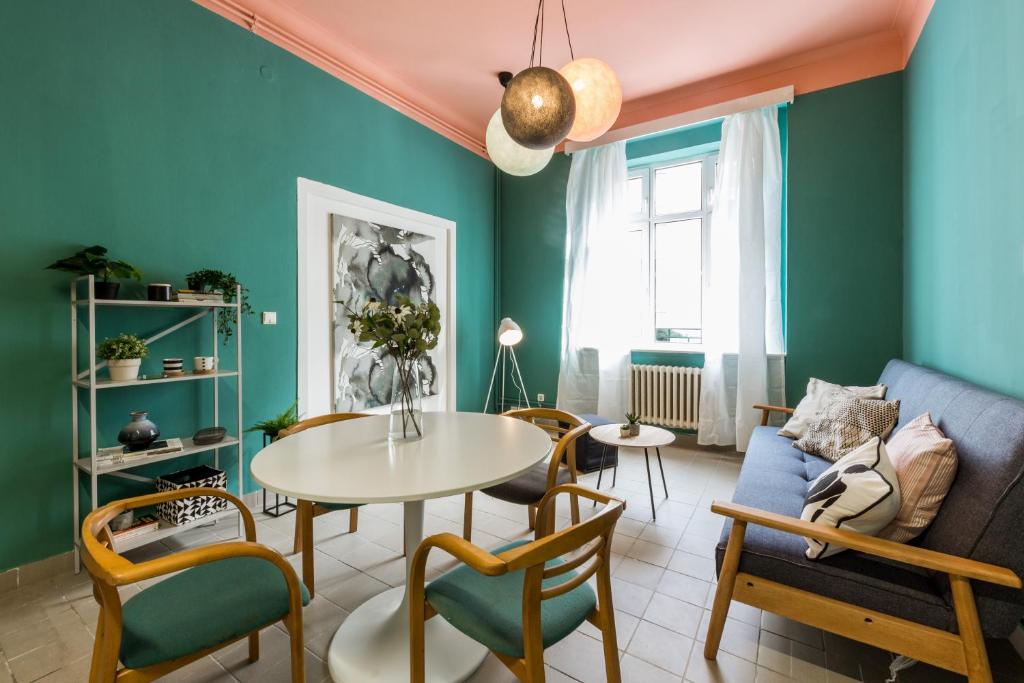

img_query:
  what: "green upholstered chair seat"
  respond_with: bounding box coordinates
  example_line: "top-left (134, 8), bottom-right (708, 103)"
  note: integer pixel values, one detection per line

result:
top-left (315, 501), bottom-right (360, 511)
top-left (120, 556), bottom-right (309, 669)
top-left (424, 540), bottom-right (596, 659)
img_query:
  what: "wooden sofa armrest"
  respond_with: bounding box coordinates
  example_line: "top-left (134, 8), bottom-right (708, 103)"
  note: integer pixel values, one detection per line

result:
top-left (711, 501), bottom-right (1021, 588)
top-left (752, 403), bottom-right (795, 426)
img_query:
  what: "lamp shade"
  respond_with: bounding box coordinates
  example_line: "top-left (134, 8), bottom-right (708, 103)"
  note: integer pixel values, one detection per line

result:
top-left (486, 109), bottom-right (554, 176)
top-left (559, 58), bottom-right (622, 142)
top-left (497, 318), bottom-right (523, 346)
top-left (500, 66), bottom-right (576, 150)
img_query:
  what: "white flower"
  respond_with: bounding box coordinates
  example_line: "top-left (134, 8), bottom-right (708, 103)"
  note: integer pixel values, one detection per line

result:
top-left (395, 305), bottom-right (413, 321)
top-left (366, 300), bottom-right (381, 313)
top-left (351, 321), bottom-right (363, 336)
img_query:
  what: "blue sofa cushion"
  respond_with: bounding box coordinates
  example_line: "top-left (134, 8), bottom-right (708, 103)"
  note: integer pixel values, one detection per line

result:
top-left (717, 426), bottom-right (955, 632)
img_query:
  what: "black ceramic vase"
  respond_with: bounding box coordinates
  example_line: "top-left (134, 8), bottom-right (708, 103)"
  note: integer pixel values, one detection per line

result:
top-left (118, 411), bottom-right (160, 451)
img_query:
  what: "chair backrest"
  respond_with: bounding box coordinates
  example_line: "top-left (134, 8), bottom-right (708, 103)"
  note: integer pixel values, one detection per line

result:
top-left (499, 484), bottom-right (624, 607)
top-left (878, 359), bottom-right (1024, 632)
top-left (502, 408), bottom-right (592, 486)
top-left (278, 412), bottom-right (371, 438)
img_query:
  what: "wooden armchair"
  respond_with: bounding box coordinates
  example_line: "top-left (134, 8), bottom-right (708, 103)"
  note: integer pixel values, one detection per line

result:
top-left (81, 487), bottom-right (306, 683)
top-left (278, 412), bottom-right (369, 597)
top-left (463, 408), bottom-right (590, 542)
top-left (410, 484), bottom-right (624, 683)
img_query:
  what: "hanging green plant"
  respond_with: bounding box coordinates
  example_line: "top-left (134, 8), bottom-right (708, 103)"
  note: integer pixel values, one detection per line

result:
top-left (185, 269), bottom-right (253, 342)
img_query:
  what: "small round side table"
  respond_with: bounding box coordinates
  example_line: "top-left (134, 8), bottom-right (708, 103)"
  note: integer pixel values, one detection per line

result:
top-left (589, 423), bottom-right (674, 520)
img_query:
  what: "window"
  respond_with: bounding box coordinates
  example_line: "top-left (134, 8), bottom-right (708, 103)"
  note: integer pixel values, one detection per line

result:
top-left (627, 154), bottom-right (717, 346)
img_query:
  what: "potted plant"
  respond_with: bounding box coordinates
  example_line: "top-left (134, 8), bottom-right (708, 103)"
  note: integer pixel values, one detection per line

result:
top-left (46, 245), bottom-right (143, 299)
top-left (346, 294), bottom-right (441, 440)
top-left (246, 401), bottom-right (299, 442)
top-left (620, 412), bottom-right (641, 437)
top-left (186, 269), bottom-right (253, 341)
top-left (97, 333), bottom-right (149, 381)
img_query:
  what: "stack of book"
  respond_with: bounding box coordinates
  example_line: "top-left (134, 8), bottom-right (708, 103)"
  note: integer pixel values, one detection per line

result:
top-left (175, 289), bottom-right (225, 303)
top-left (111, 514), bottom-right (160, 543)
top-left (94, 438), bottom-right (184, 469)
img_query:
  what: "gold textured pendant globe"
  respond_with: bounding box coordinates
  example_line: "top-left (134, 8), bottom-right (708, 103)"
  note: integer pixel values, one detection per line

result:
top-left (500, 66), bottom-right (577, 150)
top-left (560, 58), bottom-right (622, 142)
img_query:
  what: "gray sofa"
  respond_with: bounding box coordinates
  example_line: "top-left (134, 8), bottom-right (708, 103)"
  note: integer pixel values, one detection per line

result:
top-left (715, 359), bottom-right (1024, 638)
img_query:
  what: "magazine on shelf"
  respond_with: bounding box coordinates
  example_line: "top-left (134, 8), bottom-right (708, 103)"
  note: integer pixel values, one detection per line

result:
top-left (175, 289), bottom-right (225, 303)
top-left (95, 438), bottom-right (184, 466)
top-left (111, 514), bottom-right (160, 541)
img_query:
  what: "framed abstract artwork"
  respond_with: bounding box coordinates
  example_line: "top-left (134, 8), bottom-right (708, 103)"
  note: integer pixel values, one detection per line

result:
top-left (297, 178), bottom-right (455, 417)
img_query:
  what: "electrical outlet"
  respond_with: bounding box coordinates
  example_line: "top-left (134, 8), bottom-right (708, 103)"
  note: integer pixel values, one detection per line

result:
top-left (261, 311), bottom-right (277, 325)
top-left (537, 393), bottom-right (545, 403)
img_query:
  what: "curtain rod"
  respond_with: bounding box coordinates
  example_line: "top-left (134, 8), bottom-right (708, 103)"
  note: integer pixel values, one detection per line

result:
top-left (563, 85), bottom-right (794, 153)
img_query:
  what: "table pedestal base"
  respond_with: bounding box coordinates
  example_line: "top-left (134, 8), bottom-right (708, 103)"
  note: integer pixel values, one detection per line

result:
top-left (327, 586), bottom-right (487, 682)
top-left (327, 499), bottom-right (488, 682)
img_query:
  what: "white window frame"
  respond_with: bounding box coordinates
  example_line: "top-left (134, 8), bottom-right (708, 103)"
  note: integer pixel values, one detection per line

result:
top-left (628, 152), bottom-right (717, 351)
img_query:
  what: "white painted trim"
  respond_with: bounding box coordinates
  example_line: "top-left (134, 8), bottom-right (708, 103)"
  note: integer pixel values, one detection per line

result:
top-left (564, 86), bottom-right (795, 153)
top-left (296, 178), bottom-right (457, 418)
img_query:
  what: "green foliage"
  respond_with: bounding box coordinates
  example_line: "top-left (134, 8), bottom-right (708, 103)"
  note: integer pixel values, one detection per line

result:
top-left (625, 412), bottom-right (640, 425)
top-left (345, 294), bottom-right (441, 362)
top-left (46, 245), bottom-right (143, 282)
top-left (97, 333), bottom-right (149, 361)
top-left (186, 269), bottom-right (253, 342)
top-left (246, 401), bottom-right (299, 439)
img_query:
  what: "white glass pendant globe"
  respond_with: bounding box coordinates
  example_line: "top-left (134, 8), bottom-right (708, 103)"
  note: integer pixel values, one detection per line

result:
top-left (559, 58), bottom-right (622, 142)
top-left (485, 109), bottom-right (554, 176)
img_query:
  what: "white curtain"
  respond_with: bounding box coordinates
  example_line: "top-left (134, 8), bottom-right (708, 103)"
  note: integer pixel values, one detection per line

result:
top-left (698, 108), bottom-right (784, 451)
top-left (557, 142), bottom-right (634, 420)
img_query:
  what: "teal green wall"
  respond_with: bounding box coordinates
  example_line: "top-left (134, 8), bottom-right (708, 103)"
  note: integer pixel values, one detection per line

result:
top-left (0, 0), bottom-right (495, 571)
top-left (500, 74), bottom-right (903, 408)
top-left (785, 73), bottom-right (904, 403)
top-left (903, 1), bottom-right (1024, 399)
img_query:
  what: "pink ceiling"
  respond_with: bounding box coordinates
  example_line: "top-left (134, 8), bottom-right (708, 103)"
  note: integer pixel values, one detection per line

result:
top-left (196, 0), bottom-right (932, 156)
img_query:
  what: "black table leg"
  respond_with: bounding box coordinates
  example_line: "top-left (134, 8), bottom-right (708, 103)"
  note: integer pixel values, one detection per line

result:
top-left (612, 456), bottom-right (618, 487)
top-left (644, 447), bottom-right (656, 521)
top-left (655, 447), bottom-right (669, 498)
top-left (593, 444), bottom-right (609, 507)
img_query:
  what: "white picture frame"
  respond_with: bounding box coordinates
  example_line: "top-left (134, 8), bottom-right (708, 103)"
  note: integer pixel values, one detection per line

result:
top-left (296, 178), bottom-right (457, 418)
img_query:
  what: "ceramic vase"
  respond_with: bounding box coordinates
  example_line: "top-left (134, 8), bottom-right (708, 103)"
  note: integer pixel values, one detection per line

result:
top-left (118, 411), bottom-right (160, 451)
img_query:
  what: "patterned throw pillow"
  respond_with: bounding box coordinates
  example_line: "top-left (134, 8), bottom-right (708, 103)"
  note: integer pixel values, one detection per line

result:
top-left (794, 397), bottom-right (900, 462)
top-left (778, 378), bottom-right (887, 439)
top-left (878, 413), bottom-right (958, 543)
top-left (801, 437), bottom-right (901, 559)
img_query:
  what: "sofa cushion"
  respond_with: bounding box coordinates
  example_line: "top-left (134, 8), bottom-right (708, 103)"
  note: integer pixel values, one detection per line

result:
top-left (717, 427), bottom-right (955, 631)
top-left (878, 360), bottom-right (1024, 636)
top-left (779, 378), bottom-right (888, 439)
top-left (794, 397), bottom-right (901, 462)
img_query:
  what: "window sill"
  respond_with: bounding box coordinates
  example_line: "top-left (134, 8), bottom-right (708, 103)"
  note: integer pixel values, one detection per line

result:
top-left (631, 344), bottom-right (705, 354)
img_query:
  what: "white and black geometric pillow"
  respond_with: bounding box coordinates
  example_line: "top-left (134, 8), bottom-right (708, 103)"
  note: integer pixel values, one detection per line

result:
top-left (801, 437), bottom-right (901, 559)
top-left (794, 397), bottom-right (900, 462)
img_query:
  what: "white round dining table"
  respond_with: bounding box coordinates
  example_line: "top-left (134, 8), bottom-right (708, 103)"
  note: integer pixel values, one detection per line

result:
top-left (250, 411), bottom-right (554, 683)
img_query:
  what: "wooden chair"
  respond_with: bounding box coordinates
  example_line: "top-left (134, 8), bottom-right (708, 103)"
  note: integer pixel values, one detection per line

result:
top-left (278, 412), bottom-right (370, 597)
top-left (81, 487), bottom-right (306, 683)
top-left (411, 484), bottom-right (624, 683)
top-left (463, 408), bottom-right (589, 542)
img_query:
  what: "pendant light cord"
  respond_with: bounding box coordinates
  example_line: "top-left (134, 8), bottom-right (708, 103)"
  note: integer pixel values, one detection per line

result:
top-left (528, 0), bottom-right (574, 68)
top-left (561, 0), bottom-right (575, 61)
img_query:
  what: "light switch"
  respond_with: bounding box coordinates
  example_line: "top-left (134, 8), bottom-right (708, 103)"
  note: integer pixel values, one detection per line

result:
top-left (261, 311), bottom-right (277, 325)
top-left (537, 393), bottom-right (545, 403)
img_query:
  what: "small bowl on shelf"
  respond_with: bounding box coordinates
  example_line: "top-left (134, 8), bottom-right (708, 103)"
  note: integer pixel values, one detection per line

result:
top-left (192, 426), bottom-right (227, 445)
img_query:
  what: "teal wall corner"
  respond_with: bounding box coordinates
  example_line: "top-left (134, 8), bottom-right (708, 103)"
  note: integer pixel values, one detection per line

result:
top-left (902, 0), bottom-right (1024, 399)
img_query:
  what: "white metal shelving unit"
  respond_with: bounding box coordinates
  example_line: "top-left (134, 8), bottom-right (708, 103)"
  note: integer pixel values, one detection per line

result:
top-left (70, 275), bottom-right (244, 570)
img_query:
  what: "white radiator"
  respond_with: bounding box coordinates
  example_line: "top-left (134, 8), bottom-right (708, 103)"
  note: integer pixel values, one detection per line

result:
top-left (628, 364), bottom-right (702, 429)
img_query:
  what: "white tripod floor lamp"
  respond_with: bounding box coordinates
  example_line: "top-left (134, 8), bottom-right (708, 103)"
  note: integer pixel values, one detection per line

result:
top-left (483, 318), bottom-right (531, 413)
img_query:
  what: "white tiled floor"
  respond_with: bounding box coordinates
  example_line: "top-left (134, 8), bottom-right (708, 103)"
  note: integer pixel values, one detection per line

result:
top-left (2, 437), bottom-right (1023, 682)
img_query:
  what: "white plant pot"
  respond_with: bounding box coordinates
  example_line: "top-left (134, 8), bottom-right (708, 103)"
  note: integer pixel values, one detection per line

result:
top-left (107, 358), bottom-right (142, 382)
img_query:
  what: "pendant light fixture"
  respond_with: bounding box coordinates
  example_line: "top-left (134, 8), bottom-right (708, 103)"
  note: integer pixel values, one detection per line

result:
top-left (485, 108), bottom-right (554, 176)
top-left (500, 0), bottom-right (576, 149)
top-left (488, 0), bottom-right (621, 173)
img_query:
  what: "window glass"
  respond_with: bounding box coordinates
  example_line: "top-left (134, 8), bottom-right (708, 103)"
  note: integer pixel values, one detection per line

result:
top-left (654, 162), bottom-right (701, 215)
top-left (654, 219), bottom-right (702, 343)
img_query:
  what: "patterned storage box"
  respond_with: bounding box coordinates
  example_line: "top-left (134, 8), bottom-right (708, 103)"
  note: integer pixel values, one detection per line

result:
top-left (155, 464), bottom-right (228, 525)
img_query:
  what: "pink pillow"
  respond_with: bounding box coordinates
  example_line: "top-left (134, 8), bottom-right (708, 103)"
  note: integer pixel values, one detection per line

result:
top-left (878, 413), bottom-right (958, 543)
